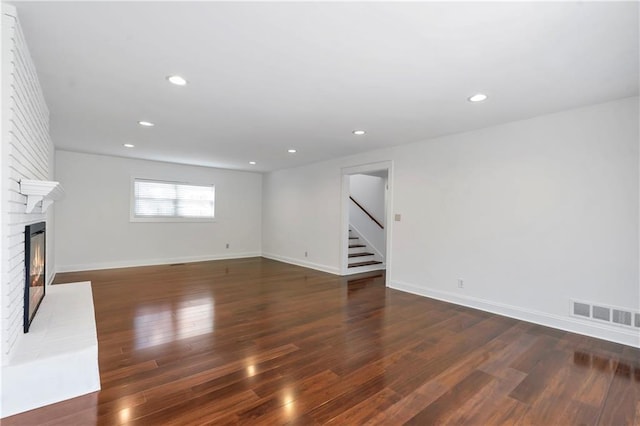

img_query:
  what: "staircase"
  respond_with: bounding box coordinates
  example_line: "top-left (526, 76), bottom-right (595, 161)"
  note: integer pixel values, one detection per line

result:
top-left (348, 228), bottom-right (384, 269)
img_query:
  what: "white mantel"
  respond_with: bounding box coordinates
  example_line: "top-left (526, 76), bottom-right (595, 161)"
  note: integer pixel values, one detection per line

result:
top-left (19, 179), bottom-right (64, 213)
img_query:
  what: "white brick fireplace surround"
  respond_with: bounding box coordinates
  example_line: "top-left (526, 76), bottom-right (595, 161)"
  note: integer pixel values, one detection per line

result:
top-left (1, 5), bottom-right (99, 418)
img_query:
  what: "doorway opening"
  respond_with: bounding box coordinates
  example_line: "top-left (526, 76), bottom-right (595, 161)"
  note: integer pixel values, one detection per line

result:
top-left (341, 161), bottom-right (393, 278)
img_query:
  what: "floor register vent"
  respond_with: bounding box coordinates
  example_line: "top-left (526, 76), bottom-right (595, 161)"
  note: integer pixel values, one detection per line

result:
top-left (572, 300), bottom-right (639, 329)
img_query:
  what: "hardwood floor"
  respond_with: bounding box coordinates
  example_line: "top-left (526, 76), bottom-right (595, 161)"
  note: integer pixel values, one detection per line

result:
top-left (4, 257), bottom-right (639, 425)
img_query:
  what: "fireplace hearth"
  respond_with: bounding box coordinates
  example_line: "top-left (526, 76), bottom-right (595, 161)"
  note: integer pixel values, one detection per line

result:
top-left (24, 221), bottom-right (45, 333)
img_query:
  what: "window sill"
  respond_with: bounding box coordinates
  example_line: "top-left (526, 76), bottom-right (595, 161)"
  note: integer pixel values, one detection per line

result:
top-left (130, 216), bottom-right (217, 223)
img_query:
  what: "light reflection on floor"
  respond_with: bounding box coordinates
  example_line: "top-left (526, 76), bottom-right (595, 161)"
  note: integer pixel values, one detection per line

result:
top-left (281, 387), bottom-right (296, 419)
top-left (133, 297), bottom-right (214, 349)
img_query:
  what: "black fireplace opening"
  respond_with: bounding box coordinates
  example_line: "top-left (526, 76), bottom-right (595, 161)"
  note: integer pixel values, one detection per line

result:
top-left (24, 221), bottom-right (45, 333)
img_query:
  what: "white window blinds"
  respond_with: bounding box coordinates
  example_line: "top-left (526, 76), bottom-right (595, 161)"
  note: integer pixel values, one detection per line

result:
top-left (133, 179), bottom-right (215, 219)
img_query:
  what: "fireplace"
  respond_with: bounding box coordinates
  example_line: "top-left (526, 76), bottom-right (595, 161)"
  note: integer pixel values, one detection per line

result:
top-left (24, 222), bottom-right (46, 333)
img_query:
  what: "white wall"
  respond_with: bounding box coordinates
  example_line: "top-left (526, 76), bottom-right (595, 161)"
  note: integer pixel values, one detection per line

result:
top-left (350, 174), bottom-right (386, 223)
top-left (262, 163), bottom-right (344, 273)
top-left (1, 6), bottom-right (56, 365)
top-left (263, 97), bottom-right (640, 347)
top-left (349, 174), bottom-right (386, 257)
top-left (55, 151), bottom-right (262, 271)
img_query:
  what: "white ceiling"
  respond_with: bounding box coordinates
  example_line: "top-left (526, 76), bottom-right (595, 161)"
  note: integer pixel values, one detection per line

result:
top-left (12, 1), bottom-right (639, 172)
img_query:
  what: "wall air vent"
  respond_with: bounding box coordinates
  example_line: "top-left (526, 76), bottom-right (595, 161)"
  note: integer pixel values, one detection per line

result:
top-left (573, 302), bottom-right (590, 318)
top-left (592, 306), bottom-right (611, 322)
top-left (612, 309), bottom-right (632, 326)
top-left (571, 300), bottom-right (639, 330)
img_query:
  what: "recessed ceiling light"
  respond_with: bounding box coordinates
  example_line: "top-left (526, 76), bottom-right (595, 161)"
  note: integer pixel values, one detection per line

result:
top-left (352, 130), bottom-right (366, 135)
top-left (123, 143), bottom-right (135, 148)
top-left (249, 161), bottom-right (256, 165)
top-left (167, 75), bottom-right (187, 86)
top-left (138, 121), bottom-right (155, 127)
top-left (468, 93), bottom-right (488, 103)
top-left (288, 149), bottom-right (297, 153)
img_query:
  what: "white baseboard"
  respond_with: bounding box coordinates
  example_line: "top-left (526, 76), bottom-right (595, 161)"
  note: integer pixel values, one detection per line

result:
top-left (388, 280), bottom-right (640, 348)
top-left (56, 252), bottom-right (262, 273)
top-left (262, 253), bottom-right (340, 275)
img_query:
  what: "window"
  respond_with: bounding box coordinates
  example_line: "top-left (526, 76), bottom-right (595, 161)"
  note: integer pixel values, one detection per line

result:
top-left (132, 178), bottom-right (215, 221)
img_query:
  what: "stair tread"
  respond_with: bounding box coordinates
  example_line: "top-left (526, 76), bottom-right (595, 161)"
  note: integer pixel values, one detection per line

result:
top-left (348, 252), bottom-right (374, 258)
top-left (349, 244), bottom-right (366, 248)
top-left (348, 260), bottom-right (383, 268)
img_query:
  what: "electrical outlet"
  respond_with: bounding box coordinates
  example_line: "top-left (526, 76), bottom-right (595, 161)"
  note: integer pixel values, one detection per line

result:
top-left (458, 279), bottom-right (464, 289)
top-left (226, 243), bottom-right (229, 249)
top-left (304, 251), bottom-right (308, 257)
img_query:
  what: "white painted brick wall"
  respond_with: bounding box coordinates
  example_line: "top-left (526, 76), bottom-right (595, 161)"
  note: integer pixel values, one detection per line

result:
top-left (2, 8), bottom-right (54, 365)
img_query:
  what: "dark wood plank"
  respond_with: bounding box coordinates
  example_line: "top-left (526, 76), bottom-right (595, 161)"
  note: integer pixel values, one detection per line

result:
top-left (597, 350), bottom-right (640, 425)
top-left (404, 370), bottom-right (495, 424)
top-left (2, 257), bottom-right (638, 425)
